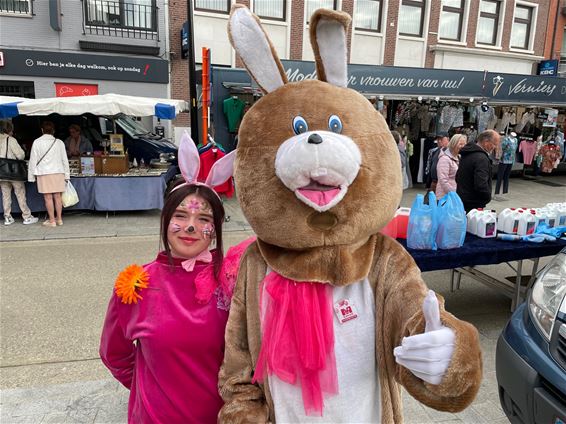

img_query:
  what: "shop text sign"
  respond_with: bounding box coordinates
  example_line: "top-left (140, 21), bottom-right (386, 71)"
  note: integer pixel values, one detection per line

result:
top-left (487, 72), bottom-right (566, 104)
top-left (0, 49), bottom-right (168, 84)
top-left (281, 60), bottom-right (484, 97)
top-left (55, 83), bottom-right (98, 97)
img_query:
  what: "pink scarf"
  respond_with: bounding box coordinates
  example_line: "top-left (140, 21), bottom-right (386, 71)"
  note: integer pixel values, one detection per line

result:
top-left (252, 272), bottom-right (338, 416)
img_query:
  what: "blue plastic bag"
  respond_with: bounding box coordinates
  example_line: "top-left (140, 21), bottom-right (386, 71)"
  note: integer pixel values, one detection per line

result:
top-left (436, 192), bottom-right (466, 249)
top-left (407, 191), bottom-right (439, 250)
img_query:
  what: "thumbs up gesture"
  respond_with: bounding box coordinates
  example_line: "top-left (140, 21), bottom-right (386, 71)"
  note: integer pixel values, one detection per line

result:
top-left (393, 290), bottom-right (455, 385)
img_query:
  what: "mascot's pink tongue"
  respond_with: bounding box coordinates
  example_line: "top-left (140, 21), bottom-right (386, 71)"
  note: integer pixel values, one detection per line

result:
top-left (298, 188), bottom-right (341, 207)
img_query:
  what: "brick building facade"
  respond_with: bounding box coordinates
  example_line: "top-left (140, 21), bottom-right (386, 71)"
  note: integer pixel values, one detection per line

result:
top-left (169, 0), bottom-right (560, 130)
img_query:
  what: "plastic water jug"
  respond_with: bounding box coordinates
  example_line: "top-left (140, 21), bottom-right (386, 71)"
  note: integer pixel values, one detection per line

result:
top-left (467, 209), bottom-right (483, 235)
top-left (545, 208), bottom-right (558, 228)
top-left (500, 208), bottom-right (520, 234)
top-left (517, 211), bottom-right (536, 236)
top-left (534, 208), bottom-right (548, 231)
top-left (476, 211), bottom-right (497, 238)
top-left (497, 208), bottom-right (513, 233)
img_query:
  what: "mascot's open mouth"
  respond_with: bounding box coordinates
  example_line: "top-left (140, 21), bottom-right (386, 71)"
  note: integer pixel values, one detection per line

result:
top-left (296, 179), bottom-right (343, 208)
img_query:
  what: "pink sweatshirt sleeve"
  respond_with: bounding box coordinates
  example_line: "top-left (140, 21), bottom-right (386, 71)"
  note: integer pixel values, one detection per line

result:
top-left (99, 295), bottom-right (136, 389)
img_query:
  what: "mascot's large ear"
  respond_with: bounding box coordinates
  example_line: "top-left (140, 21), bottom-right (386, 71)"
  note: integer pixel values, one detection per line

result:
top-left (228, 4), bottom-right (288, 94)
top-left (309, 9), bottom-right (351, 88)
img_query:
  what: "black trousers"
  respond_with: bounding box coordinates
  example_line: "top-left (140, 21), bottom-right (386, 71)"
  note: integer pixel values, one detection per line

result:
top-left (495, 163), bottom-right (513, 194)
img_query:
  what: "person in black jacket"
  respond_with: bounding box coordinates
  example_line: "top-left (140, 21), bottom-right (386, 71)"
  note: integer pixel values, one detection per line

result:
top-left (456, 130), bottom-right (500, 212)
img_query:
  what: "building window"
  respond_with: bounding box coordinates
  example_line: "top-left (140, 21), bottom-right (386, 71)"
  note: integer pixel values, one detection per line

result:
top-left (439, 0), bottom-right (464, 41)
top-left (354, 0), bottom-right (383, 32)
top-left (0, 0), bottom-right (32, 15)
top-left (398, 0), bottom-right (425, 37)
top-left (254, 0), bottom-right (286, 21)
top-left (510, 4), bottom-right (533, 50)
top-left (306, 0), bottom-right (337, 23)
top-left (83, 0), bottom-right (158, 39)
top-left (477, 0), bottom-right (501, 46)
top-left (194, 0), bottom-right (230, 14)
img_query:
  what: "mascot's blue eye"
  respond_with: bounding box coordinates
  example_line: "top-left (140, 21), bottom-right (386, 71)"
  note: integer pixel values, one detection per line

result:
top-left (328, 115), bottom-right (343, 134)
top-left (292, 116), bottom-right (308, 135)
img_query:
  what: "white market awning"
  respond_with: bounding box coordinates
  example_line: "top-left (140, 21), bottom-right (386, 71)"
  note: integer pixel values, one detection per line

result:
top-left (0, 93), bottom-right (188, 120)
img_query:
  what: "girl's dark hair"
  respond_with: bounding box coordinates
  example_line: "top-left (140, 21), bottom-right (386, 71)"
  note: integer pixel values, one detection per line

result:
top-left (160, 179), bottom-right (225, 279)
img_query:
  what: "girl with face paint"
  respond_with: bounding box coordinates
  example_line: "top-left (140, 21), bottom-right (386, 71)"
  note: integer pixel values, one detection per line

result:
top-left (100, 180), bottom-right (232, 424)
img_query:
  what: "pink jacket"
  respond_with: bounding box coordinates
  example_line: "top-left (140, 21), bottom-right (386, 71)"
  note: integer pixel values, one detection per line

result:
top-left (435, 150), bottom-right (459, 199)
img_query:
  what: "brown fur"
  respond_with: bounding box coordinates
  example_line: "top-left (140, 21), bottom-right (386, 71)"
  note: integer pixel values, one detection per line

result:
top-left (219, 237), bottom-right (483, 423)
top-left (221, 6), bottom-right (482, 423)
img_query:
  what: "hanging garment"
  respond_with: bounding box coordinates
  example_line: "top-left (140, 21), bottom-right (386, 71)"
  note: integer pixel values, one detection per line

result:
top-left (519, 140), bottom-right (536, 165)
top-left (198, 147), bottom-right (235, 197)
top-left (438, 105), bottom-right (464, 133)
top-left (472, 106), bottom-right (496, 133)
top-left (515, 111), bottom-right (536, 133)
top-left (496, 111), bottom-right (517, 133)
top-left (539, 144), bottom-right (562, 173)
top-left (223, 97), bottom-right (245, 133)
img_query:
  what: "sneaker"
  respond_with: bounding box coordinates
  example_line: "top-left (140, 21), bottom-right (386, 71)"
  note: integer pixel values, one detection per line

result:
top-left (23, 216), bottom-right (39, 225)
top-left (4, 215), bottom-right (15, 226)
top-left (492, 195), bottom-right (503, 201)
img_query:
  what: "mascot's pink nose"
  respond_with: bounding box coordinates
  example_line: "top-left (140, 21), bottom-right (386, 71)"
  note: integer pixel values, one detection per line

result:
top-left (307, 133), bottom-right (323, 144)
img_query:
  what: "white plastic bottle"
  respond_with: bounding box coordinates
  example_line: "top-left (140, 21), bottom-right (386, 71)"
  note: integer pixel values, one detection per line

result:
top-left (517, 211), bottom-right (536, 236)
top-left (467, 209), bottom-right (483, 235)
top-left (476, 211), bottom-right (497, 238)
top-left (546, 208), bottom-right (558, 228)
top-left (497, 208), bottom-right (513, 233)
top-left (501, 208), bottom-right (520, 234)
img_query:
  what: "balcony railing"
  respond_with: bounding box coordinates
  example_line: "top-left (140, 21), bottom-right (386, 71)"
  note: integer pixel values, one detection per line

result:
top-left (0, 0), bottom-right (32, 15)
top-left (82, 0), bottom-right (159, 40)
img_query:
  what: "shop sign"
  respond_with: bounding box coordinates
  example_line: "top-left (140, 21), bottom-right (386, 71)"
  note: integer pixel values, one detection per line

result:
top-left (55, 83), bottom-right (98, 97)
top-left (537, 60), bottom-right (558, 76)
top-left (281, 60), bottom-right (485, 97)
top-left (0, 49), bottom-right (168, 84)
top-left (486, 72), bottom-right (566, 105)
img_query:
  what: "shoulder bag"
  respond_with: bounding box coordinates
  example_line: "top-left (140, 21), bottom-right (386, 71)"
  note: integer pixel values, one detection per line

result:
top-left (0, 136), bottom-right (28, 182)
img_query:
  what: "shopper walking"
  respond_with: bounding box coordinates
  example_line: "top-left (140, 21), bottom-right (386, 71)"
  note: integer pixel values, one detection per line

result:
top-left (28, 121), bottom-right (69, 227)
top-left (435, 134), bottom-right (467, 200)
top-left (0, 120), bottom-right (38, 225)
top-left (456, 130), bottom-right (500, 212)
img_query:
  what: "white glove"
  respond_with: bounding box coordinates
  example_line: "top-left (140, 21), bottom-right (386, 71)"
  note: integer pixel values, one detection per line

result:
top-left (393, 290), bottom-right (455, 385)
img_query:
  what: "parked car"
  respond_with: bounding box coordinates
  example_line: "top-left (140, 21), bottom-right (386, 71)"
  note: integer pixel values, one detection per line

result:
top-left (12, 113), bottom-right (177, 165)
top-left (496, 247), bottom-right (566, 424)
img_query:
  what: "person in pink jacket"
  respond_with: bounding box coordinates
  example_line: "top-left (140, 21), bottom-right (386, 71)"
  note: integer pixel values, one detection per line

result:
top-left (435, 134), bottom-right (467, 200)
top-left (100, 135), bottom-right (241, 423)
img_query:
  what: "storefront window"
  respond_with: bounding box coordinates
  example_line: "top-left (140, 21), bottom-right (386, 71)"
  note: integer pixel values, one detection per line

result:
top-left (306, 0), bottom-right (337, 23)
top-left (477, 0), bottom-right (501, 46)
top-left (510, 5), bottom-right (533, 50)
top-left (0, 0), bottom-right (31, 15)
top-left (354, 0), bottom-right (383, 32)
top-left (194, 0), bottom-right (230, 14)
top-left (254, 0), bottom-right (286, 21)
top-left (399, 0), bottom-right (425, 37)
top-left (439, 0), bottom-right (465, 41)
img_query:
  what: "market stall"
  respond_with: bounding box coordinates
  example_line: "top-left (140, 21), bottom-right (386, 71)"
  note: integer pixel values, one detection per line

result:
top-left (0, 94), bottom-right (188, 212)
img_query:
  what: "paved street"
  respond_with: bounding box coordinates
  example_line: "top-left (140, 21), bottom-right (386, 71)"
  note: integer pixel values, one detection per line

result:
top-left (1, 174), bottom-right (564, 423)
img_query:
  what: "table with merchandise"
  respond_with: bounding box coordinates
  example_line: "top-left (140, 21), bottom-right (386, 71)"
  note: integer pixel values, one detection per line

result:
top-left (400, 235), bottom-right (566, 310)
top-left (1, 164), bottom-right (178, 213)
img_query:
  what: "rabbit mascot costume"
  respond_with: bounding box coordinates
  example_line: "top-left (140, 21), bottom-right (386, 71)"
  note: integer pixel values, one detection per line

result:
top-left (219, 5), bottom-right (482, 423)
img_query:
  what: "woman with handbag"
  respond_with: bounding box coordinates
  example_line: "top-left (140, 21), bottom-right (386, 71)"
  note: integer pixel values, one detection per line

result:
top-left (0, 120), bottom-right (38, 226)
top-left (28, 121), bottom-right (70, 227)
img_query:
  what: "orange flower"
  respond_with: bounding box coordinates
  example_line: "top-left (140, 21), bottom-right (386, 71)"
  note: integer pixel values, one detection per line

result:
top-left (114, 264), bottom-right (150, 304)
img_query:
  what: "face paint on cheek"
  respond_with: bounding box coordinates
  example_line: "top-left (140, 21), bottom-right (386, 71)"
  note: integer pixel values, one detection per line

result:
top-left (169, 222), bottom-right (181, 233)
top-left (202, 224), bottom-right (215, 239)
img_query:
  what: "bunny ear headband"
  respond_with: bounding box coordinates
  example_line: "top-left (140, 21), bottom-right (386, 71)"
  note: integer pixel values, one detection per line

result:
top-left (172, 131), bottom-right (237, 197)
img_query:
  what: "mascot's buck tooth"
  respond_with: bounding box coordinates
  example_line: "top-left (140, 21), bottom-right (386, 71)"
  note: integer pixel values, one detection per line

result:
top-left (219, 5), bottom-right (483, 423)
